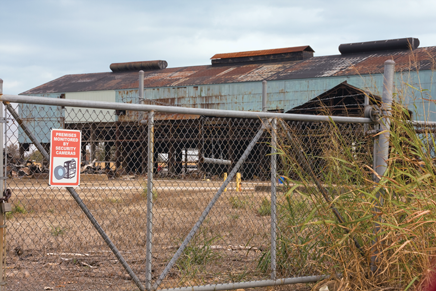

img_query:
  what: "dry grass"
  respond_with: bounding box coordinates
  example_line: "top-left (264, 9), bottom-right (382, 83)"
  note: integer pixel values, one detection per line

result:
top-left (5, 178), bottom-right (278, 290)
top-left (267, 97), bottom-right (436, 290)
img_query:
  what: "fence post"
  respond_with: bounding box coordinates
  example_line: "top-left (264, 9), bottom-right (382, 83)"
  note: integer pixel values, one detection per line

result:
top-left (270, 118), bottom-right (277, 280)
top-left (371, 59), bottom-right (395, 273)
top-left (145, 111), bottom-right (154, 291)
top-left (0, 79), bottom-right (4, 291)
top-left (139, 70), bottom-right (145, 119)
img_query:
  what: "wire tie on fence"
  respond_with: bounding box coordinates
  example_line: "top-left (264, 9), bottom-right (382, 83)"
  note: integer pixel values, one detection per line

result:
top-left (0, 177), bottom-right (8, 180)
top-left (0, 225), bottom-right (7, 229)
top-left (0, 282), bottom-right (6, 286)
top-left (365, 129), bottom-right (381, 135)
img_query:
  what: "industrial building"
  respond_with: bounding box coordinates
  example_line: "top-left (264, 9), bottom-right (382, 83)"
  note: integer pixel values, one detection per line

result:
top-left (18, 37), bottom-right (435, 176)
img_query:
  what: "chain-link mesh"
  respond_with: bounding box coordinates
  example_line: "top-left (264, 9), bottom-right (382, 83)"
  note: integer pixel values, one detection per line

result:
top-left (4, 103), bottom-right (374, 290)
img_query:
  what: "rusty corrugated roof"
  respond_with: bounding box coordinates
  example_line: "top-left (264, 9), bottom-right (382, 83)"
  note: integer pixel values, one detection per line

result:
top-left (210, 46), bottom-right (314, 59)
top-left (21, 46), bottom-right (436, 95)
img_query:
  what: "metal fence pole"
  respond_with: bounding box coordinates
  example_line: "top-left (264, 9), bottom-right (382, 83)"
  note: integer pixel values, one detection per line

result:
top-left (270, 118), bottom-right (277, 280)
top-left (139, 70), bottom-right (145, 119)
top-left (4, 103), bottom-right (146, 291)
top-left (157, 275), bottom-right (329, 291)
top-left (0, 79), bottom-right (4, 291)
top-left (1, 93), bottom-right (373, 124)
top-left (146, 111), bottom-right (154, 291)
top-left (371, 59), bottom-right (395, 273)
top-left (153, 124), bottom-right (268, 291)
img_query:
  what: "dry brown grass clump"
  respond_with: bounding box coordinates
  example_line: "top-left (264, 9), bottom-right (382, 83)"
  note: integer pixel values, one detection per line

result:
top-left (262, 97), bottom-right (436, 290)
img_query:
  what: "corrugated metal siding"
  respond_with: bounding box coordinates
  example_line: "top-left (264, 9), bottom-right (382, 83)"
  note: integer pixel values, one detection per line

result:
top-left (19, 93), bottom-right (64, 144)
top-left (18, 71), bottom-right (436, 146)
top-left (116, 70), bottom-right (435, 121)
top-left (65, 90), bottom-right (116, 123)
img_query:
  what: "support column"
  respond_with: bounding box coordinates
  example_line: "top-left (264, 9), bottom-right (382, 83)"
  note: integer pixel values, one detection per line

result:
top-left (42, 143), bottom-right (50, 169)
top-left (90, 123), bottom-right (96, 162)
top-left (228, 120), bottom-right (233, 174)
top-left (115, 123), bottom-right (121, 170)
top-left (184, 148), bottom-right (188, 174)
top-left (198, 120), bottom-right (204, 174)
top-left (175, 148), bottom-right (183, 175)
top-left (105, 142), bottom-right (111, 170)
top-left (19, 144), bottom-right (25, 161)
top-left (81, 143), bottom-right (87, 165)
top-left (168, 123), bottom-right (175, 174)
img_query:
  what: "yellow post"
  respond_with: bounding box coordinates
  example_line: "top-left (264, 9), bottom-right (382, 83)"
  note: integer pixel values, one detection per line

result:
top-left (236, 172), bottom-right (241, 192)
top-left (223, 173), bottom-right (227, 192)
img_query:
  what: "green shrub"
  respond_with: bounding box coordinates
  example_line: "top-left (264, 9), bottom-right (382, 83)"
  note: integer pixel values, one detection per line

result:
top-left (228, 196), bottom-right (247, 209)
top-left (177, 229), bottom-right (220, 282)
top-left (6, 202), bottom-right (27, 219)
top-left (257, 198), bottom-right (271, 216)
top-left (50, 225), bottom-right (66, 237)
top-left (142, 184), bottom-right (158, 201)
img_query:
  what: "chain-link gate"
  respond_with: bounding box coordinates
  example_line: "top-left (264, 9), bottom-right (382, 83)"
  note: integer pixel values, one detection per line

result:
top-left (0, 95), bottom-right (378, 291)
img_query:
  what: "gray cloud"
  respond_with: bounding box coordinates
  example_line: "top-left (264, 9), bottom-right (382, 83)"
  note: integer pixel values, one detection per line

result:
top-left (1, 0), bottom-right (436, 94)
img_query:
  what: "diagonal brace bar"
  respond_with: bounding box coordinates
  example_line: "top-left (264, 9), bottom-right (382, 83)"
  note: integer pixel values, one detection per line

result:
top-left (5, 103), bottom-right (145, 291)
top-left (153, 122), bottom-right (268, 290)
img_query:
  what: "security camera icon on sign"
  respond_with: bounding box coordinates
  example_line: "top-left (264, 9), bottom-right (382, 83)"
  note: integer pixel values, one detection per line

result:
top-left (53, 159), bottom-right (77, 180)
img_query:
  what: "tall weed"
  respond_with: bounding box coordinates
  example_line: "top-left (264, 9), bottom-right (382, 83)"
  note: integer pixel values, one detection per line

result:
top-left (260, 86), bottom-right (436, 290)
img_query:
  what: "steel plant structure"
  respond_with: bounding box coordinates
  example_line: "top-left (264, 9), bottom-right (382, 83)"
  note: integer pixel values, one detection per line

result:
top-left (18, 37), bottom-right (433, 176)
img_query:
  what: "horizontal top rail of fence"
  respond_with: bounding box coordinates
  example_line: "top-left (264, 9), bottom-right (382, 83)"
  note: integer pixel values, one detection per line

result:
top-left (0, 93), bottom-right (373, 124)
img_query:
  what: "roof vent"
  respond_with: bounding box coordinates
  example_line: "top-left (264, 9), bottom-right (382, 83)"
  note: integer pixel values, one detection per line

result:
top-left (110, 60), bottom-right (168, 72)
top-left (339, 38), bottom-right (420, 55)
top-left (211, 46), bottom-right (314, 66)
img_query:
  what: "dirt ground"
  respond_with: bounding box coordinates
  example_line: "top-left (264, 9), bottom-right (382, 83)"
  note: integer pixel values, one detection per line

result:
top-left (3, 177), bottom-right (317, 291)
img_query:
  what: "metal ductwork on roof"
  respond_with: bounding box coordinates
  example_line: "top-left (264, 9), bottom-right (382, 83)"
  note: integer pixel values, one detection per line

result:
top-left (110, 60), bottom-right (168, 72)
top-left (211, 46), bottom-right (314, 66)
top-left (339, 38), bottom-right (420, 55)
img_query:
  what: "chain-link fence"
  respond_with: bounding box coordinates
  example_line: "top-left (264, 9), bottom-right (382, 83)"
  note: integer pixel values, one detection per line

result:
top-left (1, 99), bottom-right (378, 291)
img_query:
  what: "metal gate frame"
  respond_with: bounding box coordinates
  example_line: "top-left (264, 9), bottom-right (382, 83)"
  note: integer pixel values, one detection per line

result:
top-left (0, 79), bottom-right (377, 291)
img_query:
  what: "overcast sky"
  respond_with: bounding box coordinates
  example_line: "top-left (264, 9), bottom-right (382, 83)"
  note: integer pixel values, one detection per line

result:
top-left (2, 0), bottom-right (436, 95)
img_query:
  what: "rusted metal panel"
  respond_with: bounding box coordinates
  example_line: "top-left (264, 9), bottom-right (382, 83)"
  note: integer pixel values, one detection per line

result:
top-left (21, 47), bottom-right (436, 95)
top-left (211, 46), bottom-right (314, 59)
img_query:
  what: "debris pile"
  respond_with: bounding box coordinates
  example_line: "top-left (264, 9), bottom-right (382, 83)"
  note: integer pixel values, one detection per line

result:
top-left (81, 159), bottom-right (121, 179)
top-left (6, 155), bottom-right (49, 178)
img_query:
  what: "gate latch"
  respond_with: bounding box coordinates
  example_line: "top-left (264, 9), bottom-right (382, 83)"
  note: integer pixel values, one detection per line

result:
top-left (0, 189), bottom-right (12, 213)
top-left (1, 202), bottom-right (11, 214)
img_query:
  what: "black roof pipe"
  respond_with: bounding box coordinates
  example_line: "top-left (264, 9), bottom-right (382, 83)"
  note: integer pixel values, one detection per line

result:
top-left (339, 38), bottom-right (420, 55)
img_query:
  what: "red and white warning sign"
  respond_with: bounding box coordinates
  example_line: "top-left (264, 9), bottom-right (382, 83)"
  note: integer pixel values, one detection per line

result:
top-left (49, 129), bottom-right (81, 187)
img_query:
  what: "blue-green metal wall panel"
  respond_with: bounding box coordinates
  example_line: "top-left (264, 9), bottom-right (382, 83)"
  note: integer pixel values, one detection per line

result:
top-left (19, 93), bottom-right (63, 144)
top-left (18, 69), bottom-right (436, 145)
